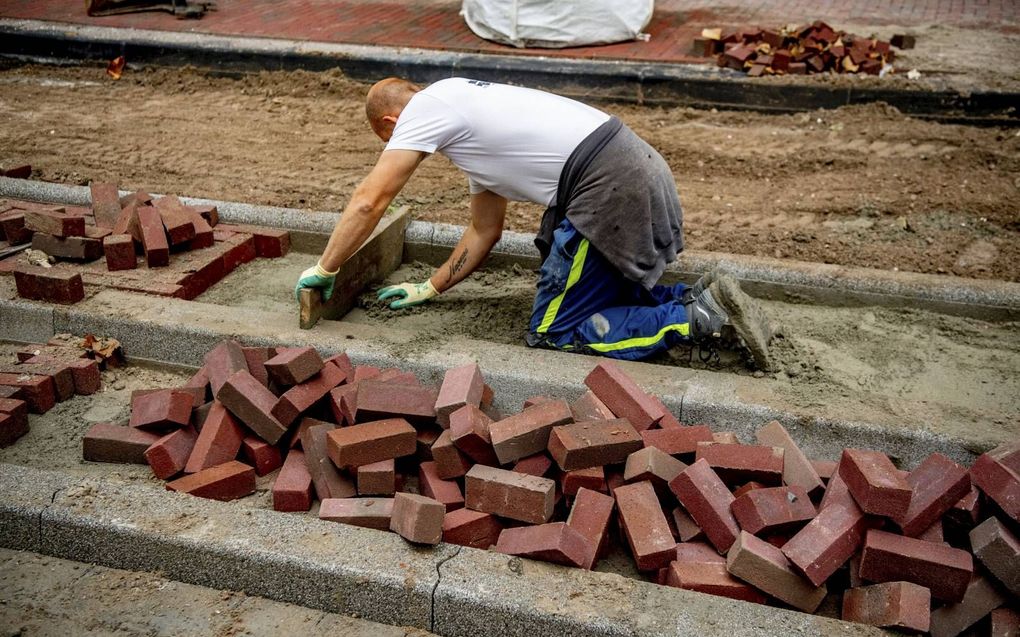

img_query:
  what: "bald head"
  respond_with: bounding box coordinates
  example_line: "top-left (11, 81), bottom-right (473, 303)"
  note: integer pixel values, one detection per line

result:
top-left (366, 77), bottom-right (421, 141)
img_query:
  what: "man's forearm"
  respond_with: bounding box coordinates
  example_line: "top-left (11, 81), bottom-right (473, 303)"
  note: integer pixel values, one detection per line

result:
top-left (429, 223), bottom-right (499, 293)
top-left (319, 198), bottom-right (385, 272)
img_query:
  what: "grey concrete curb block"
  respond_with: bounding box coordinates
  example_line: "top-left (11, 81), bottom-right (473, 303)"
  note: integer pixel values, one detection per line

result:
top-left (4, 176), bottom-right (1020, 320)
top-left (0, 463), bottom-right (883, 637)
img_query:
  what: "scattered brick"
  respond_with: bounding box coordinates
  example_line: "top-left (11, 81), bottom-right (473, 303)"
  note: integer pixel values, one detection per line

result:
top-left (725, 530), bottom-right (827, 613)
top-left (615, 480), bottom-right (676, 571)
top-left (443, 508), bottom-right (502, 549)
top-left (302, 422), bottom-right (356, 499)
top-left (838, 448), bottom-right (912, 519)
top-left (13, 266), bottom-right (84, 304)
top-left (781, 501), bottom-right (867, 587)
top-left (0, 400), bottom-right (29, 447)
top-left (419, 460), bottom-right (465, 511)
top-left (264, 346), bottom-right (324, 386)
top-left (129, 389), bottom-right (194, 430)
top-left (434, 362), bottom-right (484, 428)
top-left (570, 390), bottom-right (615, 422)
top-left (464, 464), bottom-right (556, 524)
top-left (918, 518), bottom-right (945, 544)
top-left (154, 196), bottom-right (197, 246)
top-left (32, 233), bottom-right (104, 260)
top-left (431, 429), bottom-right (472, 479)
top-left (990, 608), bottom-right (1020, 637)
top-left (2, 164), bottom-right (31, 179)
top-left (135, 206), bottom-right (169, 267)
top-left (144, 426), bottom-right (198, 479)
top-left (732, 481), bottom-right (766, 498)
top-left (562, 466), bottom-right (606, 496)
top-left (624, 446), bottom-right (687, 488)
top-left (513, 453), bottom-right (553, 477)
top-left (567, 487), bottom-right (615, 569)
top-left (0, 211), bottom-right (32, 245)
top-left (272, 362), bottom-right (346, 426)
top-left (0, 372), bottom-right (55, 414)
top-left (358, 458), bottom-right (396, 496)
top-left (390, 492), bottom-right (445, 545)
top-left (272, 449), bottom-right (313, 512)
top-left (216, 223), bottom-right (290, 257)
top-left (665, 560), bottom-right (768, 603)
top-left (583, 361), bottom-right (664, 430)
top-left (326, 418), bottom-right (416, 468)
top-left (83, 422), bottom-right (161, 464)
top-left (353, 379), bottom-right (435, 426)
top-left (547, 418), bottom-right (642, 472)
top-left (217, 369), bottom-right (288, 444)
top-left (63, 358), bottom-right (101, 395)
top-left (489, 399), bottom-right (573, 465)
top-left (732, 485), bottom-right (817, 536)
top-left (671, 507), bottom-right (704, 542)
top-left (320, 497), bottom-right (393, 530)
top-left (669, 459), bottom-right (740, 554)
top-left (203, 340), bottom-right (248, 395)
top-left (929, 573), bottom-right (1009, 637)
top-left (842, 581), bottom-right (930, 632)
top-left (971, 443), bottom-right (1020, 524)
top-left (641, 425), bottom-right (714, 456)
top-left (495, 522), bottom-right (589, 568)
top-left (185, 401), bottom-right (244, 473)
top-left (90, 182), bottom-right (122, 229)
top-left (184, 207), bottom-right (214, 249)
top-left (24, 208), bottom-right (85, 237)
top-left (166, 460), bottom-right (256, 501)
top-left (0, 361), bottom-right (73, 402)
top-left (896, 452), bottom-right (970, 536)
top-left (756, 420), bottom-right (825, 497)
top-left (695, 442), bottom-right (784, 486)
top-left (415, 426), bottom-right (440, 462)
top-left (240, 435), bottom-right (283, 476)
top-left (327, 383), bottom-right (358, 426)
top-left (448, 404), bottom-right (499, 465)
top-left (859, 528), bottom-right (973, 602)
top-left (969, 516), bottom-right (1020, 596)
top-left (675, 541), bottom-right (722, 563)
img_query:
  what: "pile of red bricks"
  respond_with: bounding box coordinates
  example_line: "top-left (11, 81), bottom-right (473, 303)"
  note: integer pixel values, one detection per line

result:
top-left (0, 185), bottom-right (289, 304)
top-left (0, 335), bottom-right (114, 447)
top-left (693, 22), bottom-right (905, 77)
top-left (81, 344), bottom-right (1018, 633)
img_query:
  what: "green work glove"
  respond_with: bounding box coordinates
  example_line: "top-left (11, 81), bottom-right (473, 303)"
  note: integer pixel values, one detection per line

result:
top-left (377, 280), bottom-right (439, 309)
top-left (295, 261), bottom-right (339, 302)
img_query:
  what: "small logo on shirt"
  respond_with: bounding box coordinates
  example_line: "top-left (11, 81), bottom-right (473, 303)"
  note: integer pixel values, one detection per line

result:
top-left (466, 80), bottom-right (492, 87)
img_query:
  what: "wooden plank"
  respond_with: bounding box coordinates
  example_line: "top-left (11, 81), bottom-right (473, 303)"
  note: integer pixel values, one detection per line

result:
top-left (299, 206), bottom-right (410, 330)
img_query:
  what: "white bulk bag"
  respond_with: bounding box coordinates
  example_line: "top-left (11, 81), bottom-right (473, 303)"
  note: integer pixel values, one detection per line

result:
top-left (461, 0), bottom-right (654, 48)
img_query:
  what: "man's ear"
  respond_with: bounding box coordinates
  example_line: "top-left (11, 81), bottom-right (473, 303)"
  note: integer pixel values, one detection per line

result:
top-left (382, 115), bottom-right (398, 126)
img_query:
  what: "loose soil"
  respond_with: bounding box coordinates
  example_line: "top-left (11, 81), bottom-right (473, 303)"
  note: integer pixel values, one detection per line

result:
top-left (1, 63), bottom-right (1018, 281)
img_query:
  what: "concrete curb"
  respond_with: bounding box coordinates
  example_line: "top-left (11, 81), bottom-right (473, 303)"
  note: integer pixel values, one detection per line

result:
top-left (0, 18), bottom-right (1016, 124)
top-left (4, 176), bottom-right (1020, 320)
top-left (0, 463), bottom-right (884, 636)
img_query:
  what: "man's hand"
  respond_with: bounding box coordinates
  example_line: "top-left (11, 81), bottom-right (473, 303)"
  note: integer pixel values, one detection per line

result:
top-left (295, 262), bottom-right (339, 302)
top-left (377, 280), bottom-right (438, 309)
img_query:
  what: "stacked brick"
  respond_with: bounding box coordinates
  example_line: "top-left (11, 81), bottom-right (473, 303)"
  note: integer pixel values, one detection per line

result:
top-left (692, 22), bottom-right (906, 77)
top-left (81, 347), bottom-right (1019, 631)
top-left (0, 186), bottom-right (289, 304)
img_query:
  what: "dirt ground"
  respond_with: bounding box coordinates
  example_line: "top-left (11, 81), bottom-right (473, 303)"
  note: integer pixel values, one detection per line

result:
top-left (1, 63), bottom-right (1018, 281)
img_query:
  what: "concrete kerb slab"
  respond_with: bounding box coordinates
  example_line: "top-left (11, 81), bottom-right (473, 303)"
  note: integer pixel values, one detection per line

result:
top-left (0, 298), bottom-right (55, 344)
top-left (0, 18), bottom-right (1017, 124)
top-left (4, 176), bottom-right (1019, 320)
top-left (0, 463), bottom-right (73, 553)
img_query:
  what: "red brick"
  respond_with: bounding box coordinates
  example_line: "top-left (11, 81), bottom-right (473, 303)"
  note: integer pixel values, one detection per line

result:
top-left (184, 401), bottom-right (244, 473)
top-left (839, 448), bottom-right (912, 519)
top-left (0, 211), bottom-right (32, 244)
top-left (183, 206), bottom-right (214, 249)
top-left (987, 439), bottom-right (1020, 474)
top-left (672, 507), bottom-right (704, 542)
top-left (522, 395), bottom-right (552, 409)
top-left (946, 486), bottom-right (982, 529)
top-left (0, 386), bottom-right (25, 402)
top-left (83, 422), bottom-right (160, 464)
top-left (969, 515), bottom-right (1020, 596)
top-left (991, 608), bottom-right (1020, 637)
top-left (302, 421), bottom-right (355, 499)
top-left (562, 466), bottom-right (606, 496)
top-left (419, 460), bottom-right (464, 511)
top-left (512, 453), bottom-right (553, 477)
top-left (2, 164), bottom-right (30, 178)
top-left (326, 418), bottom-right (416, 468)
top-left (732, 481), bottom-right (766, 498)
top-left (14, 266), bottom-right (84, 304)
top-left (390, 492), bottom-right (445, 545)
top-left (0, 409), bottom-right (29, 447)
top-left (64, 358), bottom-right (100, 395)
top-left (842, 581), bottom-right (930, 632)
top-left (129, 389), bottom-right (194, 431)
top-left (895, 453), bottom-right (970, 537)
top-left (24, 208), bottom-right (85, 237)
top-left (0, 372), bottom-right (55, 414)
top-left (570, 390), bottom-right (614, 422)
top-left (489, 399), bottom-right (573, 465)
top-left (711, 431), bottom-right (738, 444)
top-left (695, 442), bottom-right (784, 486)
top-left (240, 435), bottom-right (283, 476)
top-left (929, 573), bottom-right (1009, 637)
top-left (217, 370), bottom-right (288, 444)
top-left (665, 560), bottom-right (768, 603)
top-left (327, 383), bottom-right (358, 426)
top-left (583, 361), bottom-right (664, 430)
top-left (547, 418), bottom-right (642, 472)
top-left (272, 449), bottom-right (313, 512)
top-left (725, 531), bottom-right (827, 613)
top-left (669, 459), bottom-right (740, 554)
top-left (641, 425), bottom-right (713, 456)
top-left (464, 464), bottom-right (555, 524)
top-left (32, 232), bottom-right (104, 260)
top-left (272, 363), bottom-right (346, 426)
top-left (0, 397), bottom-right (28, 422)
top-left (353, 379), bottom-right (435, 426)
top-left (675, 541), bottom-right (722, 563)
top-left (971, 445), bottom-right (1020, 524)
top-left (89, 182), bottom-right (121, 228)
top-left (357, 458), bottom-right (396, 496)
top-left (319, 497), bottom-right (393, 530)
top-left (434, 362), bottom-right (484, 428)
top-left (352, 366), bottom-right (380, 383)
top-left (153, 196), bottom-right (196, 245)
top-left (102, 234), bottom-right (136, 271)
top-left (220, 233), bottom-right (256, 271)
top-left (264, 346), bottom-right (324, 386)
top-left (448, 404), bottom-right (498, 465)
top-left (144, 426), bottom-right (198, 479)
top-left (203, 340), bottom-right (248, 395)
top-left (216, 223), bottom-right (290, 257)
top-left (566, 487), bottom-right (614, 569)
top-left (615, 480), bottom-right (675, 571)
top-left (0, 361), bottom-right (74, 402)
top-left (167, 460), bottom-right (255, 501)
top-left (781, 501), bottom-right (867, 586)
top-left (135, 206), bottom-right (169, 267)
top-left (732, 485), bottom-right (817, 536)
top-left (859, 528), bottom-right (973, 602)
top-left (756, 420), bottom-right (825, 497)
top-left (191, 203), bottom-right (217, 226)
top-left (819, 470), bottom-right (855, 510)
top-left (431, 429), bottom-right (472, 479)
top-left (415, 426), bottom-right (440, 462)
top-left (918, 518), bottom-right (944, 543)
top-left (443, 508), bottom-right (502, 549)
top-left (495, 522), bottom-right (588, 568)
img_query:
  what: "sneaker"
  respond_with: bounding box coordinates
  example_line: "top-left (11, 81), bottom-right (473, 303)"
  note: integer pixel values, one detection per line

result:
top-left (710, 276), bottom-right (774, 371)
top-left (686, 287), bottom-right (731, 342)
top-left (680, 267), bottom-right (724, 305)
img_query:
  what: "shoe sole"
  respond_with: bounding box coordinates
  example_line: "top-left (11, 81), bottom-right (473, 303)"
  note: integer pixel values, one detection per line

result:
top-left (711, 277), bottom-right (774, 371)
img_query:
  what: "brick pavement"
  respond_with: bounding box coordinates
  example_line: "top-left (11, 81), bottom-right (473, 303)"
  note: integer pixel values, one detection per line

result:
top-left (0, 0), bottom-right (1016, 64)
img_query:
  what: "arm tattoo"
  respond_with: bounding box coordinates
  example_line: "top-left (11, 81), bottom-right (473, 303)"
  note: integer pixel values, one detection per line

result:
top-left (449, 248), bottom-right (470, 281)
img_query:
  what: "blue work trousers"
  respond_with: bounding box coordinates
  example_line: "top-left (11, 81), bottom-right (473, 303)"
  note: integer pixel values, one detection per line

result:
top-left (528, 219), bottom-right (691, 361)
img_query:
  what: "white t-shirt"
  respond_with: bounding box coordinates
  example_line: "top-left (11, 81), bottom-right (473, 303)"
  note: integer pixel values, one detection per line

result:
top-left (385, 78), bottom-right (610, 206)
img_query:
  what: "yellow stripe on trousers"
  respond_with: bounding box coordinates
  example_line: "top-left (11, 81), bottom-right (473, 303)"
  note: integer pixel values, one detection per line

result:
top-left (586, 322), bottom-right (690, 354)
top-left (536, 238), bottom-right (590, 334)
